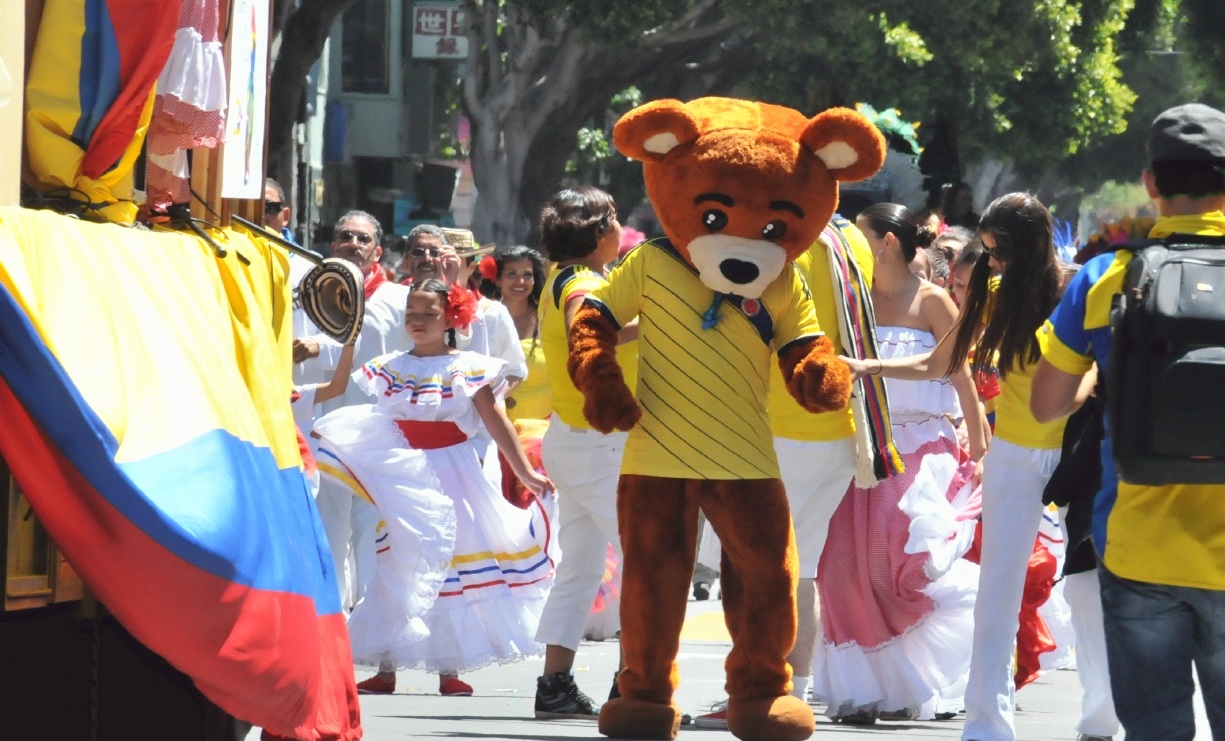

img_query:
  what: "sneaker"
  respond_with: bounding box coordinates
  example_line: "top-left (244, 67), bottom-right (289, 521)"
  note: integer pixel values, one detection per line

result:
top-left (535, 672), bottom-right (599, 719)
top-left (356, 675), bottom-right (395, 695)
top-left (693, 582), bottom-right (711, 601)
top-left (1077, 735), bottom-right (1113, 741)
top-left (440, 678), bottom-right (474, 696)
top-left (878, 707), bottom-right (919, 721)
top-left (694, 700), bottom-right (728, 729)
top-left (834, 707), bottom-right (878, 725)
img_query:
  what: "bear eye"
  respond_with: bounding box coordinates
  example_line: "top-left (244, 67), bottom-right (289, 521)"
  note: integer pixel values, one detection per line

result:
top-left (762, 220), bottom-right (788, 240)
top-left (702, 209), bottom-right (728, 231)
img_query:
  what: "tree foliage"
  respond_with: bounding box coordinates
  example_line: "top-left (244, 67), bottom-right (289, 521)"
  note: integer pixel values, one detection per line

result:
top-left (1178, 0), bottom-right (1225, 100)
top-left (262, 0), bottom-right (1221, 238)
top-left (725, 0), bottom-right (1140, 174)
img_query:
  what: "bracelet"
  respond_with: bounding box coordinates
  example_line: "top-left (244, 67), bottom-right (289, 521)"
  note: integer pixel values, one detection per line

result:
top-left (870, 359), bottom-right (883, 375)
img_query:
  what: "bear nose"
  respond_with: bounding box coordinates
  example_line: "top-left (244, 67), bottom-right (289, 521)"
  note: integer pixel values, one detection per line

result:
top-left (719, 258), bottom-right (760, 285)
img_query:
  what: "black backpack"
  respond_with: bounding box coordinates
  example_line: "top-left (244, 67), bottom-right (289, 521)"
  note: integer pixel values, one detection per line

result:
top-left (1107, 232), bottom-right (1225, 485)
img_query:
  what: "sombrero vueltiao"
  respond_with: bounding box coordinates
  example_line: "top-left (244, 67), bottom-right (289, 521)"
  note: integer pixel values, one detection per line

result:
top-left (298, 258), bottom-right (365, 346)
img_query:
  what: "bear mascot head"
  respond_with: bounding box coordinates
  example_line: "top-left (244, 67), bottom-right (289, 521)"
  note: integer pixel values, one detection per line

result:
top-left (613, 97), bottom-right (885, 298)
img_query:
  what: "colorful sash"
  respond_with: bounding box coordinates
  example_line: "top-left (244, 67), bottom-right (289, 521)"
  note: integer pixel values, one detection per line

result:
top-left (822, 217), bottom-right (904, 485)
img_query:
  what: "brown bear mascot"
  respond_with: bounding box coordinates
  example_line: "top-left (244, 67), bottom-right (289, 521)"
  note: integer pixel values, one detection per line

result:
top-left (566, 97), bottom-right (885, 741)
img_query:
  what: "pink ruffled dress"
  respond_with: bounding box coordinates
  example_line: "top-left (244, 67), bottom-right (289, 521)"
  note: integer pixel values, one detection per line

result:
top-left (814, 326), bottom-right (981, 720)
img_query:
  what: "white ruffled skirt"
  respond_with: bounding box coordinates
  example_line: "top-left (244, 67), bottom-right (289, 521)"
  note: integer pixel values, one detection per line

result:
top-left (314, 406), bottom-right (558, 674)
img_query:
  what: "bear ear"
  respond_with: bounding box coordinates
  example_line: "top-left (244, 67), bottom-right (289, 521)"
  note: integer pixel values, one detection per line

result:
top-left (613, 100), bottom-right (702, 162)
top-left (800, 108), bottom-right (887, 182)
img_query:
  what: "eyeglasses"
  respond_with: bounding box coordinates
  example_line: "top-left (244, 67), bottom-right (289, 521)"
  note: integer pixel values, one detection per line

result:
top-left (264, 201), bottom-right (284, 215)
top-left (410, 247), bottom-right (442, 258)
top-left (336, 229), bottom-right (374, 245)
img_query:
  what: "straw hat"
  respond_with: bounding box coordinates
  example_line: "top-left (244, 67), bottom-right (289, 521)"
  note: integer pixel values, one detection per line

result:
top-left (442, 228), bottom-right (496, 258)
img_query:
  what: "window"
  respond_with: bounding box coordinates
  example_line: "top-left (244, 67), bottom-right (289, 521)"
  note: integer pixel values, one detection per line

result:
top-left (341, 0), bottom-right (389, 94)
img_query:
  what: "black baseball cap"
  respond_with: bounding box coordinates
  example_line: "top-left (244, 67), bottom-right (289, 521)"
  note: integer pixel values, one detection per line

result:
top-left (1147, 104), bottom-right (1225, 165)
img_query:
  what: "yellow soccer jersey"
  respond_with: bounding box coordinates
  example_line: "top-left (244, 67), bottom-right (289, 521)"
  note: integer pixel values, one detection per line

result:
top-left (586, 239), bottom-right (823, 480)
top-left (1037, 211), bottom-right (1225, 589)
top-left (539, 264), bottom-right (638, 429)
top-left (768, 221), bottom-right (874, 442)
top-left (981, 276), bottom-right (1067, 449)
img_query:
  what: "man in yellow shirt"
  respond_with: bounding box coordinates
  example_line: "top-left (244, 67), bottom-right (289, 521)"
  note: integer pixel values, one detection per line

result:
top-left (767, 218), bottom-right (872, 702)
top-left (1032, 103), bottom-right (1225, 741)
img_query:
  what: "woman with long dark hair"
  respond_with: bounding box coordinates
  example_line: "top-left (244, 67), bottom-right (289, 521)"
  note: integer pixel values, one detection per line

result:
top-left (947, 193), bottom-right (1085, 741)
top-left (478, 246), bottom-right (551, 421)
top-left (820, 203), bottom-right (988, 722)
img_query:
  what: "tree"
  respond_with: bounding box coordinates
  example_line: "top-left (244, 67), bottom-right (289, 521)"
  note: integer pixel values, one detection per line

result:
top-left (729, 0), bottom-right (1139, 178)
top-left (461, 0), bottom-right (746, 245)
top-left (1179, 0), bottom-right (1225, 100)
top-left (267, 0), bottom-right (357, 186)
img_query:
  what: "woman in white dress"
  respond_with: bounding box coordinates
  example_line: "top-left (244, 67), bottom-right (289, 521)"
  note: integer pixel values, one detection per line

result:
top-left (313, 279), bottom-right (555, 697)
top-left (822, 203), bottom-right (989, 722)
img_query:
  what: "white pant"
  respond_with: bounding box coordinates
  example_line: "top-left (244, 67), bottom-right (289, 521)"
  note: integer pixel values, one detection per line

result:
top-left (534, 418), bottom-right (627, 651)
top-left (1064, 568), bottom-right (1120, 737)
top-left (775, 437), bottom-right (857, 579)
top-left (963, 439), bottom-right (1061, 741)
top-left (315, 476), bottom-right (380, 611)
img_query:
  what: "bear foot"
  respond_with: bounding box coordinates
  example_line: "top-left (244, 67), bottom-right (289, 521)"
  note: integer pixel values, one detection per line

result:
top-left (726, 694), bottom-right (815, 741)
top-left (598, 696), bottom-right (683, 740)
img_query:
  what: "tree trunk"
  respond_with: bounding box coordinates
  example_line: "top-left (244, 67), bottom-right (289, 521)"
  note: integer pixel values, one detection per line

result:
top-left (267, 0), bottom-right (355, 177)
top-left (461, 0), bottom-right (743, 245)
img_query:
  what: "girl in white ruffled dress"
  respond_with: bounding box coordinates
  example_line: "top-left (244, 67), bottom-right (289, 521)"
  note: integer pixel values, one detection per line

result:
top-left (313, 279), bottom-right (555, 697)
top-left (823, 204), bottom-right (989, 723)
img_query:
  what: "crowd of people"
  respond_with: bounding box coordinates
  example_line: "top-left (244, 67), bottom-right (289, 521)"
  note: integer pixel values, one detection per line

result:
top-left (281, 102), bottom-right (1225, 741)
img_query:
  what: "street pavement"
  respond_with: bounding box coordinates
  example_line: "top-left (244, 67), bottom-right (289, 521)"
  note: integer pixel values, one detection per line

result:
top-left (250, 596), bottom-right (1210, 740)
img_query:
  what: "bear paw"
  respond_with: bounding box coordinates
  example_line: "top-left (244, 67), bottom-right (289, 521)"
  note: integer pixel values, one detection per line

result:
top-left (726, 695), bottom-right (815, 741)
top-left (582, 381), bottom-right (642, 433)
top-left (782, 337), bottom-right (852, 414)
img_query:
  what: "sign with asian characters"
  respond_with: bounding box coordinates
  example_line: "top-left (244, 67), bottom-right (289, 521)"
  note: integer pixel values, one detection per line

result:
top-left (412, 3), bottom-right (467, 59)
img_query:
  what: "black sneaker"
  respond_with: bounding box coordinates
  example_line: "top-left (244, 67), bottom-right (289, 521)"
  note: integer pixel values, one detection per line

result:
top-left (693, 582), bottom-right (710, 601)
top-left (535, 672), bottom-right (599, 719)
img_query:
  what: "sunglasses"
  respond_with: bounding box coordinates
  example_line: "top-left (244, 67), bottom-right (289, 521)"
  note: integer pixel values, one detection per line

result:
top-left (336, 229), bottom-right (374, 245)
top-left (264, 201), bottom-right (284, 215)
top-left (410, 247), bottom-right (442, 257)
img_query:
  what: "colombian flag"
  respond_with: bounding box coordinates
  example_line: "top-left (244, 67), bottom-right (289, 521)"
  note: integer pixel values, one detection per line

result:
top-left (0, 207), bottom-right (361, 740)
top-left (25, 0), bottom-right (182, 222)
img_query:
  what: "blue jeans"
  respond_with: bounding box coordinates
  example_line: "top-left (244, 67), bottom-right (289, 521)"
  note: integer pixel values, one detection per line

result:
top-left (1099, 566), bottom-right (1225, 740)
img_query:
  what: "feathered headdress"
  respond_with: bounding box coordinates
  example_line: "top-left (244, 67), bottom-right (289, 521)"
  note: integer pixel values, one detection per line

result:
top-left (855, 103), bottom-right (921, 157)
top-left (446, 284), bottom-right (480, 330)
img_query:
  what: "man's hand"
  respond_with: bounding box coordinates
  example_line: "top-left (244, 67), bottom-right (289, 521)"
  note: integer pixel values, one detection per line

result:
top-left (293, 337), bottom-right (320, 363)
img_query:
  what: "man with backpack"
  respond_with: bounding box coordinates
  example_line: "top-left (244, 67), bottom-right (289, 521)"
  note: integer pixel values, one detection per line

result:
top-left (1030, 103), bottom-right (1225, 741)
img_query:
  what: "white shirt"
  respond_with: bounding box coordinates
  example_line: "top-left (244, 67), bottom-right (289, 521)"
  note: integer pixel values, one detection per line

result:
top-left (456, 298), bottom-right (528, 380)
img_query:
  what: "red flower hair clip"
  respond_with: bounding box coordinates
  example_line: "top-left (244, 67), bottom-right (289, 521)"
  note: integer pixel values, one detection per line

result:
top-left (478, 254), bottom-right (499, 281)
top-left (446, 284), bottom-right (480, 330)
